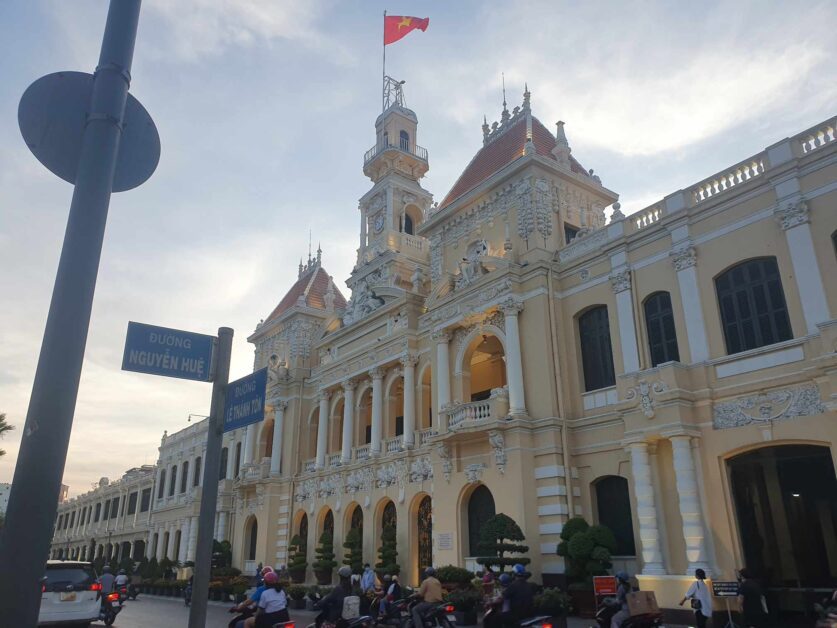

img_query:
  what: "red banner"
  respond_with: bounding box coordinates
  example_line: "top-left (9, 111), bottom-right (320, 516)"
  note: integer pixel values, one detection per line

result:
top-left (384, 15), bottom-right (429, 45)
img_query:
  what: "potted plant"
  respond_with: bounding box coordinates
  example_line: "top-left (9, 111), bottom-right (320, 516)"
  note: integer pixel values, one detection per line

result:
top-left (375, 525), bottom-right (400, 579)
top-left (287, 584), bottom-right (308, 609)
top-left (288, 535), bottom-right (308, 584)
top-left (312, 531), bottom-right (337, 585)
top-left (209, 580), bottom-right (224, 601)
top-left (556, 517), bottom-right (616, 618)
top-left (445, 587), bottom-right (482, 625)
top-left (231, 575), bottom-right (250, 603)
top-left (475, 513), bottom-right (530, 574)
top-left (534, 588), bottom-right (572, 628)
top-left (342, 528), bottom-right (363, 575)
top-left (435, 565), bottom-right (474, 591)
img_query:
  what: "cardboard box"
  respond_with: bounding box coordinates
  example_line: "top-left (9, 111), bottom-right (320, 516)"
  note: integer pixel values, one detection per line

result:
top-left (626, 591), bottom-right (660, 616)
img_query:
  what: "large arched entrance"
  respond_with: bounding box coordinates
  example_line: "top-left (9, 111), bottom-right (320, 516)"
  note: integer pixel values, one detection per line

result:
top-left (416, 495), bottom-right (432, 583)
top-left (245, 516), bottom-right (258, 561)
top-left (728, 444), bottom-right (837, 588)
top-left (467, 485), bottom-right (496, 558)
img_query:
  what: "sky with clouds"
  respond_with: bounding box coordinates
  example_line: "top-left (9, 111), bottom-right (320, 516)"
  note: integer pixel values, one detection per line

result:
top-left (0, 0), bottom-right (834, 496)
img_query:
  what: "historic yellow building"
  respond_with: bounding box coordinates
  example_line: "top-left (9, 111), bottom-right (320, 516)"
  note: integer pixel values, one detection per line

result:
top-left (52, 80), bottom-right (837, 618)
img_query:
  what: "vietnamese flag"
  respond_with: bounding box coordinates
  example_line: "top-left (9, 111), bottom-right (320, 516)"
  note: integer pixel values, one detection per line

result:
top-left (384, 15), bottom-right (429, 45)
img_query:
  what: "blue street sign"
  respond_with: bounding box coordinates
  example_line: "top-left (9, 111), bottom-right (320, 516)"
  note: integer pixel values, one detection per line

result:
top-left (122, 321), bottom-right (215, 382)
top-left (224, 368), bottom-right (267, 433)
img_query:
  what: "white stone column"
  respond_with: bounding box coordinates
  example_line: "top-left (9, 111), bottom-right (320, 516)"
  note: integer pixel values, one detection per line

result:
top-left (242, 424), bottom-right (257, 467)
top-left (218, 511), bottom-right (228, 542)
top-left (628, 442), bottom-right (666, 574)
top-left (500, 300), bottom-right (527, 415)
top-left (156, 527), bottom-right (165, 560)
top-left (401, 355), bottom-right (418, 448)
top-left (776, 200), bottom-right (830, 333)
top-left (341, 379), bottom-right (356, 464)
top-left (270, 401), bottom-right (288, 476)
top-left (610, 269), bottom-right (640, 373)
top-left (671, 245), bottom-right (710, 363)
top-left (146, 530), bottom-right (154, 559)
top-left (186, 515), bottom-right (199, 562)
top-left (670, 436), bottom-right (711, 572)
top-left (316, 391), bottom-right (330, 469)
top-left (433, 331), bottom-right (451, 428)
top-left (370, 368), bottom-right (384, 457)
top-left (176, 519), bottom-right (188, 562)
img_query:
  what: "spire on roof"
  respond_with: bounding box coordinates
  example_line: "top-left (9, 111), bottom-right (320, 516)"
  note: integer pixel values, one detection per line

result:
top-left (298, 258), bottom-right (304, 278)
top-left (552, 120), bottom-right (572, 167)
top-left (317, 242), bottom-right (322, 265)
top-left (500, 73), bottom-right (510, 125)
top-left (482, 115), bottom-right (490, 144)
top-left (523, 85), bottom-right (534, 154)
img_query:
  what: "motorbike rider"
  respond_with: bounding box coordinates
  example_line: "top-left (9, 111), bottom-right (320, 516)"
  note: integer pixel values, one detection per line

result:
top-left (483, 573), bottom-right (512, 628)
top-left (98, 566), bottom-right (116, 594)
top-left (502, 564), bottom-right (534, 627)
top-left (315, 565), bottom-right (354, 628)
top-left (411, 567), bottom-right (444, 628)
top-left (610, 571), bottom-right (632, 628)
top-left (229, 566), bottom-right (273, 628)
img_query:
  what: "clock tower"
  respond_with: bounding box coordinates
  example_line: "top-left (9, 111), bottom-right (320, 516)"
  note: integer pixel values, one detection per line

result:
top-left (343, 77), bottom-right (433, 325)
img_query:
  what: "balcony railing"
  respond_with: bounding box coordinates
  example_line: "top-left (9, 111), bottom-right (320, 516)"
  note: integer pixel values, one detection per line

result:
top-left (417, 428), bottom-right (437, 446)
top-left (327, 453), bottom-right (342, 468)
top-left (355, 444), bottom-right (371, 461)
top-left (303, 459), bottom-right (316, 473)
top-left (385, 436), bottom-right (402, 454)
top-left (364, 140), bottom-right (428, 166)
top-left (448, 400), bottom-right (492, 428)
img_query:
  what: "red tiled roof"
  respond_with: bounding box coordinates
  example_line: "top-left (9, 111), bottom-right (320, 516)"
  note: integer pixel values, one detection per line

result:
top-left (264, 266), bottom-right (347, 323)
top-left (438, 115), bottom-right (588, 209)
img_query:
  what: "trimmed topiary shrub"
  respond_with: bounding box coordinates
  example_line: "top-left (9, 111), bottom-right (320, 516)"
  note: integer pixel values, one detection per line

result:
top-left (475, 513), bottom-right (530, 573)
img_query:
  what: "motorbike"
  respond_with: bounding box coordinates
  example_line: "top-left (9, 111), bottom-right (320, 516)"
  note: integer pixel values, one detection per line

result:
top-left (305, 591), bottom-right (376, 628)
top-left (98, 591), bottom-right (122, 626)
top-left (594, 597), bottom-right (664, 628)
top-left (127, 582), bottom-right (139, 600)
top-left (482, 597), bottom-right (551, 628)
top-left (406, 598), bottom-right (457, 628)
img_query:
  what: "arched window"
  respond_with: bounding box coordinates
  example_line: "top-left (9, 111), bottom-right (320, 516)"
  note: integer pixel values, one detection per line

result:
top-left (467, 485), bottom-right (496, 556)
top-left (715, 257), bottom-right (791, 354)
top-left (323, 510), bottom-right (334, 541)
top-left (180, 461), bottom-right (189, 493)
top-left (246, 517), bottom-right (258, 561)
top-left (219, 447), bottom-right (228, 480)
top-left (193, 457), bottom-right (202, 487)
top-left (298, 513), bottom-right (309, 555)
top-left (404, 213), bottom-right (414, 235)
top-left (157, 470), bottom-right (166, 499)
top-left (417, 496), bottom-right (432, 581)
top-left (382, 501), bottom-right (397, 530)
top-left (644, 292), bottom-right (680, 366)
top-left (400, 130), bottom-right (410, 151)
top-left (168, 465), bottom-right (177, 497)
top-left (578, 306), bottom-right (615, 391)
top-left (595, 476), bottom-right (636, 556)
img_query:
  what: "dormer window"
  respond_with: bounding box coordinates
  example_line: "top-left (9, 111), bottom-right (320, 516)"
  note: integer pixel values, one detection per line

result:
top-left (400, 130), bottom-right (410, 151)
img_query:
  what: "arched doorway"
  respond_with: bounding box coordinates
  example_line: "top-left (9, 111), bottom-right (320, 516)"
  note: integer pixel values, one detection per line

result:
top-left (349, 504), bottom-right (364, 559)
top-left (133, 540), bottom-right (145, 560)
top-left (322, 509), bottom-right (334, 542)
top-left (461, 333), bottom-right (506, 402)
top-left (417, 495), bottom-right (432, 582)
top-left (594, 476), bottom-right (636, 557)
top-left (298, 512), bottom-right (309, 559)
top-left (382, 500), bottom-right (397, 530)
top-left (728, 444), bottom-right (837, 588)
top-left (245, 516), bottom-right (258, 561)
top-left (467, 485), bottom-right (496, 558)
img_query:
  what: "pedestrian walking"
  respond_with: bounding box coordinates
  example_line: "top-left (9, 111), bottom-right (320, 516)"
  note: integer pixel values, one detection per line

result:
top-left (679, 568), bottom-right (712, 628)
top-left (738, 568), bottom-right (769, 628)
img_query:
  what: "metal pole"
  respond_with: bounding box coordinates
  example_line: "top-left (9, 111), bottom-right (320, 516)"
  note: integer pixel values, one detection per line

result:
top-left (382, 10), bottom-right (386, 112)
top-left (0, 1), bottom-right (142, 625)
top-left (188, 327), bottom-right (233, 628)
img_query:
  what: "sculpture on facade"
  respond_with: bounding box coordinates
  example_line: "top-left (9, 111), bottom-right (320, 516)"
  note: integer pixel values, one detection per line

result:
top-left (343, 280), bottom-right (385, 325)
top-left (455, 239), bottom-right (489, 289)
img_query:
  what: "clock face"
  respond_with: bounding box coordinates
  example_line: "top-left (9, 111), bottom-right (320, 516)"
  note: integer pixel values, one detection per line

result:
top-left (373, 213), bottom-right (385, 233)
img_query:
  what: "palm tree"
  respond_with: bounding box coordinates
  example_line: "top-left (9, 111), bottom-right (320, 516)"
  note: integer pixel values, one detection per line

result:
top-left (0, 413), bottom-right (14, 457)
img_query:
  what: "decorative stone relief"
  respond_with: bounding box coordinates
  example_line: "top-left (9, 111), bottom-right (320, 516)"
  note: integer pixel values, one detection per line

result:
top-left (558, 228), bottom-right (608, 263)
top-left (409, 457), bottom-right (433, 482)
top-left (533, 178), bottom-right (553, 243)
top-left (515, 179), bottom-right (535, 242)
top-left (345, 468), bottom-right (373, 494)
top-left (609, 269), bottom-right (631, 293)
top-left (464, 463), bottom-right (486, 484)
top-left (775, 197), bottom-right (809, 230)
top-left (342, 280), bottom-right (385, 326)
top-left (365, 265), bottom-right (391, 289)
top-left (429, 234), bottom-right (443, 282)
top-left (376, 463), bottom-right (397, 489)
top-left (487, 431), bottom-right (506, 474)
top-left (295, 478), bottom-right (317, 503)
top-left (713, 384), bottom-right (827, 429)
top-left (670, 244), bottom-right (697, 271)
top-left (455, 239), bottom-right (489, 289)
top-left (625, 380), bottom-right (667, 418)
top-left (436, 443), bottom-right (452, 482)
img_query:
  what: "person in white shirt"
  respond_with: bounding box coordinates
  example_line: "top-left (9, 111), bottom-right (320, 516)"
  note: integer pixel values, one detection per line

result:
top-left (679, 568), bottom-right (712, 628)
top-left (114, 569), bottom-right (129, 588)
top-left (255, 571), bottom-right (290, 628)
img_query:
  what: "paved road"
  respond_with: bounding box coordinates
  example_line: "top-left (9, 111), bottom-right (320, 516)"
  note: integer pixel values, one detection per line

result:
top-left (89, 595), bottom-right (318, 628)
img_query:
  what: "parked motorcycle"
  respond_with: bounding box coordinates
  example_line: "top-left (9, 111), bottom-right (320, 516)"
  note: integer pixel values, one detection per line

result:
top-left (594, 597), bottom-right (664, 628)
top-left (98, 591), bottom-right (122, 626)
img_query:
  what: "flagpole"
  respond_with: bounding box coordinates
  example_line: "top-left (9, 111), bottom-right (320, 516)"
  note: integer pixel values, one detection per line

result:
top-left (382, 9), bottom-right (386, 112)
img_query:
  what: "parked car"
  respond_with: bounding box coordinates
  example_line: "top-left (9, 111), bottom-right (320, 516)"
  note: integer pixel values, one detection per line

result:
top-left (38, 560), bottom-right (101, 626)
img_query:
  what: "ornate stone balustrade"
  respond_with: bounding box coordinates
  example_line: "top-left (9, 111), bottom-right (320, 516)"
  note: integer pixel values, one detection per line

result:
top-left (448, 399), bottom-right (491, 427)
top-left (303, 459), bottom-right (316, 473)
top-left (355, 444), bottom-right (371, 461)
top-left (385, 436), bottom-right (402, 454)
top-left (690, 155), bottom-right (765, 204)
top-left (797, 117), bottom-right (836, 154)
top-left (327, 453), bottom-right (341, 468)
top-left (402, 233), bottom-right (425, 252)
top-left (417, 428), bottom-right (436, 446)
top-left (632, 204), bottom-right (663, 231)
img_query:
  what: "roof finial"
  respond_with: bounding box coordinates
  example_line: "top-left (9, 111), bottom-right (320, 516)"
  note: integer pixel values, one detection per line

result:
top-left (298, 257), bottom-right (304, 279)
top-left (307, 230), bottom-right (312, 264)
top-left (317, 241), bottom-right (322, 265)
top-left (522, 83), bottom-right (531, 113)
top-left (501, 73), bottom-right (510, 124)
top-left (482, 115), bottom-right (490, 144)
top-left (552, 120), bottom-right (572, 167)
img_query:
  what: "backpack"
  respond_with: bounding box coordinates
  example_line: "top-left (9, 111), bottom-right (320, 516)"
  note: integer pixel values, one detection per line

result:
top-left (342, 595), bottom-right (360, 620)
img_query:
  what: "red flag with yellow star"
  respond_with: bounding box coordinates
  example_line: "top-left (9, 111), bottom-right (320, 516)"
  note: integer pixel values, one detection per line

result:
top-left (384, 15), bottom-right (429, 45)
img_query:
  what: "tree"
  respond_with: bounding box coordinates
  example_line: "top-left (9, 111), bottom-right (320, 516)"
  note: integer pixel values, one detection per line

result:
top-left (475, 513), bottom-right (530, 573)
top-left (0, 413), bottom-right (14, 457)
top-left (556, 516), bottom-right (616, 583)
top-left (375, 525), bottom-right (400, 576)
top-left (287, 535), bottom-right (308, 583)
top-left (313, 531), bottom-right (337, 583)
top-left (212, 539), bottom-right (232, 568)
top-left (342, 527), bottom-right (363, 574)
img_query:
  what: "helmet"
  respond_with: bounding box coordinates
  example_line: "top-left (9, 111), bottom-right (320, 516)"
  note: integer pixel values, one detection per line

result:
top-left (103, 566), bottom-right (111, 573)
top-left (498, 574), bottom-right (511, 586)
top-left (616, 571), bottom-right (630, 582)
top-left (424, 567), bottom-right (436, 577)
top-left (513, 564), bottom-right (526, 576)
top-left (264, 571), bottom-right (279, 585)
top-left (118, 569), bottom-right (126, 575)
top-left (261, 566), bottom-right (274, 575)
top-left (338, 566), bottom-right (352, 579)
